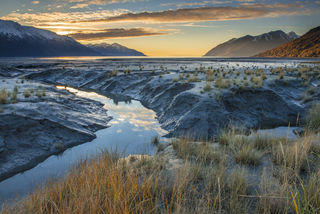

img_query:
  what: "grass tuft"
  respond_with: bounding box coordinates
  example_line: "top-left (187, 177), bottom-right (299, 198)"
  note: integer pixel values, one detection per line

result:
top-left (0, 88), bottom-right (8, 104)
top-left (306, 103), bottom-right (320, 132)
top-left (203, 82), bottom-right (212, 92)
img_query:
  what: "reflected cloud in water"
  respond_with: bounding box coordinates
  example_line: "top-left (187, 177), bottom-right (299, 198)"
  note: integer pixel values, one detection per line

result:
top-left (57, 86), bottom-right (168, 136)
top-left (0, 86), bottom-right (169, 206)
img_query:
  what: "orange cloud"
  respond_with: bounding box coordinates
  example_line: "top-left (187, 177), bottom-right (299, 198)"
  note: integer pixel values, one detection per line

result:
top-left (68, 28), bottom-right (169, 40)
top-left (68, 0), bottom-right (143, 6)
top-left (73, 4), bottom-right (307, 23)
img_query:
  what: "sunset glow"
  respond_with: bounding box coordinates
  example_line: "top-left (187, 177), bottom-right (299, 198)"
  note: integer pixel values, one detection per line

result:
top-left (1, 0), bottom-right (320, 56)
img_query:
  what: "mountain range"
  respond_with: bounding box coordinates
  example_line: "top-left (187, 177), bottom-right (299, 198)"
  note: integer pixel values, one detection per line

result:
top-left (256, 26), bottom-right (320, 58)
top-left (0, 20), bottom-right (145, 57)
top-left (87, 43), bottom-right (145, 56)
top-left (1, 19), bottom-right (318, 58)
top-left (204, 30), bottom-right (299, 57)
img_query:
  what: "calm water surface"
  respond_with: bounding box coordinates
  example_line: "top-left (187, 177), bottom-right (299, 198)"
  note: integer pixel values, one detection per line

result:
top-left (0, 86), bottom-right (168, 205)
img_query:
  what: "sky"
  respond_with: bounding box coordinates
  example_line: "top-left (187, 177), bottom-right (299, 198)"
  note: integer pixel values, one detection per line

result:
top-left (0, 0), bottom-right (320, 56)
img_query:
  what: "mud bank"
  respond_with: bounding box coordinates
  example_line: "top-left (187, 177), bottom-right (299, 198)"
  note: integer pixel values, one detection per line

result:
top-left (17, 61), bottom-right (319, 138)
top-left (0, 77), bottom-right (111, 181)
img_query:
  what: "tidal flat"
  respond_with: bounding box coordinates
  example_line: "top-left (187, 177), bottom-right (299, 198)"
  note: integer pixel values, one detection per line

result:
top-left (0, 57), bottom-right (320, 213)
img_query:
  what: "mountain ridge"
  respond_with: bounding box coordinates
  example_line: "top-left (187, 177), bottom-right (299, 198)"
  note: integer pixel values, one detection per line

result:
top-left (0, 19), bottom-right (98, 57)
top-left (0, 20), bottom-right (145, 57)
top-left (87, 43), bottom-right (145, 56)
top-left (204, 30), bottom-right (299, 57)
top-left (256, 26), bottom-right (320, 58)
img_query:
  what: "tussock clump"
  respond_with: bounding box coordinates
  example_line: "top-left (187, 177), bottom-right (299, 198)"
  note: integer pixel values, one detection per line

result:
top-left (306, 103), bottom-right (320, 132)
top-left (206, 70), bottom-right (214, 82)
top-left (271, 137), bottom-right (312, 173)
top-left (214, 77), bottom-right (230, 88)
top-left (188, 75), bottom-right (198, 82)
top-left (11, 85), bottom-right (18, 103)
top-left (218, 128), bottom-right (236, 145)
top-left (172, 137), bottom-right (196, 159)
top-left (228, 135), bottom-right (263, 166)
top-left (111, 69), bottom-right (118, 77)
top-left (23, 90), bottom-right (31, 98)
top-left (0, 88), bottom-right (8, 104)
top-left (203, 82), bottom-right (212, 92)
top-left (252, 134), bottom-right (286, 152)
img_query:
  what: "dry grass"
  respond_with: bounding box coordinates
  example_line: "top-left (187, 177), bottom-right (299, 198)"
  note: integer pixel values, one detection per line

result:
top-left (172, 77), bottom-right (178, 83)
top-left (23, 89), bottom-right (31, 98)
top-left (227, 135), bottom-right (263, 166)
top-left (111, 69), bottom-right (118, 77)
top-left (233, 143), bottom-right (263, 165)
top-left (187, 75), bottom-right (198, 83)
top-left (306, 103), bottom-right (320, 132)
top-left (252, 134), bottom-right (288, 152)
top-left (203, 82), bottom-right (212, 92)
top-left (2, 129), bottom-right (320, 214)
top-left (271, 136), bottom-right (312, 173)
top-left (172, 137), bottom-right (196, 159)
top-left (206, 70), bottom-right (214, 82)
top-left (252, 134), bottom-right (273, 151)
top-left (1, 147), bottom-right (246, 214)
top-left (0, 88), bottom-right (8, 104)
top-left (256, 169), bottom-right (292, 214)
top-left (218, 128), bottom-right (263, 165)
top-left (294, 171), bottom-right (320, 213)
top-left (214, 77), bottom-right (231, 89)
top-left (2, 151), bottom-right (166, 214)
top-left (11, 85), bottom-right (18, 103)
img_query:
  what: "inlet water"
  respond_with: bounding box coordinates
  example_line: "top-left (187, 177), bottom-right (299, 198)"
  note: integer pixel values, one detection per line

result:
top-left (0, 87), bottom-right (168, 205)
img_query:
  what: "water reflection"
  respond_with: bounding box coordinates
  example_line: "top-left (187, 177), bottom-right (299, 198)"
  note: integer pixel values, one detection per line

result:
top-left (0, 86), bottom-right (168, 206)
top-left (59, 86), bottom-right (168, 136)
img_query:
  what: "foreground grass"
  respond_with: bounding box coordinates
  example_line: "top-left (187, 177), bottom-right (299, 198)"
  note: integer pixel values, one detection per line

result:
top-left (306, 103), bottom-right (320, 132)
top-left (2, 103), bottom-right (320, 213)
top-left (2, 129), bottom-right (320, 214)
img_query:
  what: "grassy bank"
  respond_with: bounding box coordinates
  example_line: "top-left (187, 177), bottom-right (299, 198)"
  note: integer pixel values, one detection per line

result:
top-left (2, 105), bottom-right (320, 214)
top-left (2, 132), bottom-right (320, 213)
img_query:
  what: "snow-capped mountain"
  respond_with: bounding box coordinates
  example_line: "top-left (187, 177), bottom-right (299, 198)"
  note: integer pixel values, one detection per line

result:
top-left (204, 30), bottom-right (299, 57)
top-left (86, 43), bottom-right (145, 56)
top-left (0, 20), bottom-right (98, 57)
top-left (0, 20), bottom-right (70, 41)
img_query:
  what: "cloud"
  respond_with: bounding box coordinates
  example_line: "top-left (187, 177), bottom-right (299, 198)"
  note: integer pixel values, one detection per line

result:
top-left (162, 1), bottom-right (232, 7)
top-left (235, 0), bottom-right (255, 2)
top-left (70, 3), bottom-right (89, 9)
top-left (1, 9), bottom-right (129, 25)
top-left (68, 28), bottom-right (169, 40)
top-left (2, 3), bottom-right (308, 26)
top-left (67, 0), bottom-right (142, 6)
top-left (73, 4), bottom-right (307, 23)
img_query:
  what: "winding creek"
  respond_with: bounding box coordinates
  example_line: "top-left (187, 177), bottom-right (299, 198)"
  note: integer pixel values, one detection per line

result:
top-left (0, 86), bottom-right (168, 205)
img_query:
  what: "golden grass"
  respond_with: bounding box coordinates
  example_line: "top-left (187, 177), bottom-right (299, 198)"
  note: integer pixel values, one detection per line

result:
top-left (0, 88), bottom-right (7, 104)
top-left (2, 130), bottom-right (320, 214)
top-left (2, 151), bottom-right (168, 214)
top-left (214, 77), bottom-right (230, 88)
top-left (228, 135), bottom-right (263, 165)
top-left (306, 103), bottom-right (320, 132)
top-left (271, 136), bottom-right (312, 173)
top-left (203, 82), bottom-right (212, 92)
